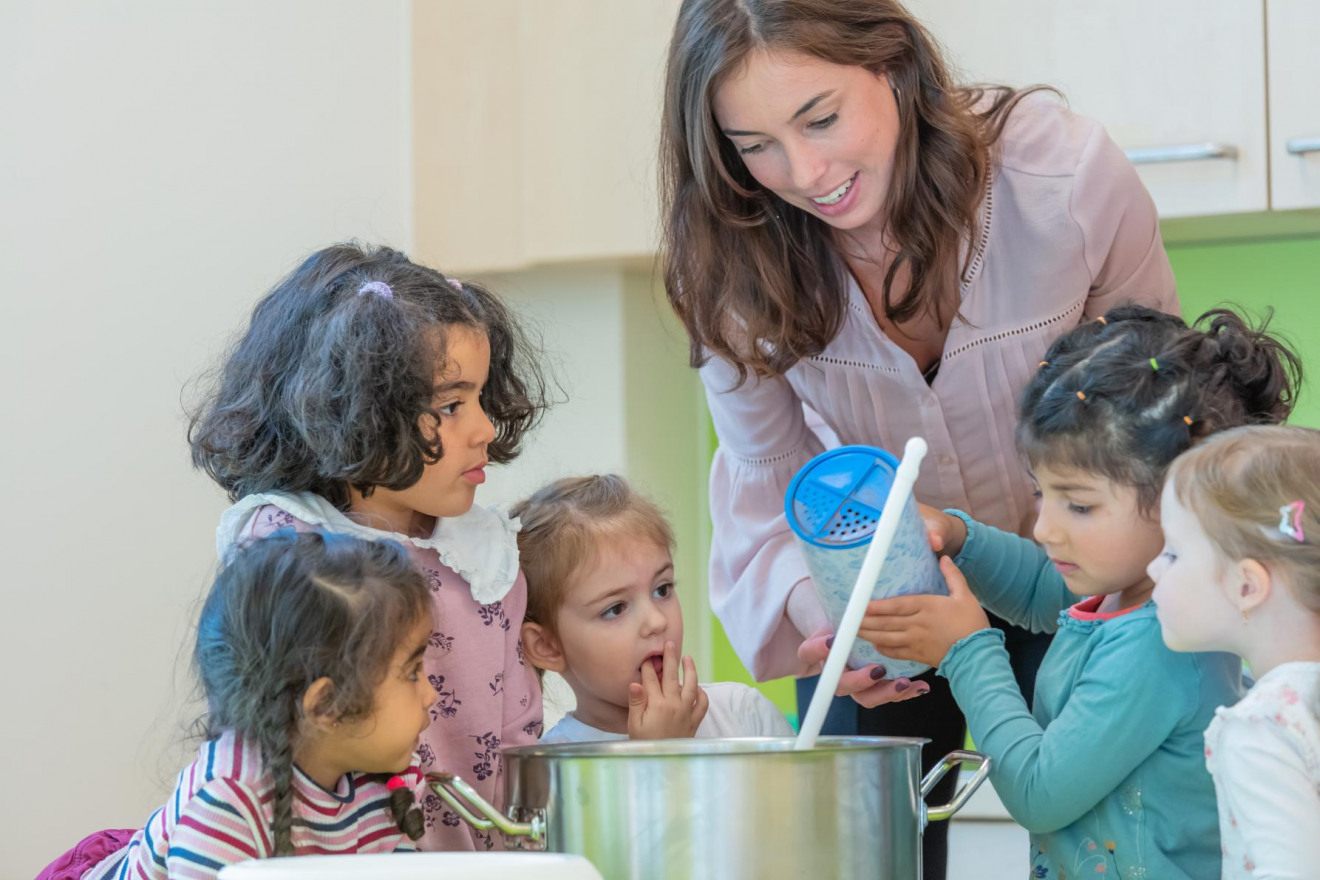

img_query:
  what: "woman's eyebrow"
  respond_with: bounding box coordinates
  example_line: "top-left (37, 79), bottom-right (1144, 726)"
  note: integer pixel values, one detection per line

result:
top-left (721, 90), bottom-right (835, 137)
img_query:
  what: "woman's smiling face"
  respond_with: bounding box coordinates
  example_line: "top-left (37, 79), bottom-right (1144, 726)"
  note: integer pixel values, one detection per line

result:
top-left (713, 49), bottom-right (900, 239)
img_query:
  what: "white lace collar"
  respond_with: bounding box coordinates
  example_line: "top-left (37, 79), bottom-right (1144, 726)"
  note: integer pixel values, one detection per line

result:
top-left (216, 491), bottom-right (522, 605)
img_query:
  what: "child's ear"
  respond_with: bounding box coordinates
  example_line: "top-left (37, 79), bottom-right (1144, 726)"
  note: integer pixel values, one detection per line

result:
top-left (301, 677), bottom-right (339, 733)
top-left (1235, 558), bottom-right (1274, 615)
top-left (521, 621), bottom-right (567, 673)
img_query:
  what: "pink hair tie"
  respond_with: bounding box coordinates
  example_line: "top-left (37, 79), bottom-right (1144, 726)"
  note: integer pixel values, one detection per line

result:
top-left (1279, 501), bottom-right (1306, 543)
top-left (386, 775), bottom-right (408, 791)
top-left (446, 277), bottom-right (463, 290)
top-left (358, 280), bottom-right (394, 300)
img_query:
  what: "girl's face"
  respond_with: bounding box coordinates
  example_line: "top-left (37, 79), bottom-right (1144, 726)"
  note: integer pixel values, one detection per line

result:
top-left (713, 49), bottom-right (900, 241)
top-left (320, 615), bottom-right (437, 778)
top-left (1030, 463), bottom-right (1165, 607)
top-left (353, 326), bottom-right (496, 531)
top-left (1148, 483), bottom-right (1241, 653)
top-left (554, 536), bottom-right (684, 718)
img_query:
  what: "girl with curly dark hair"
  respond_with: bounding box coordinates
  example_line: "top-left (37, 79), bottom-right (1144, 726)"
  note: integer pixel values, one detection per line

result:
top-left (189, 242), bottom-right (549, 851)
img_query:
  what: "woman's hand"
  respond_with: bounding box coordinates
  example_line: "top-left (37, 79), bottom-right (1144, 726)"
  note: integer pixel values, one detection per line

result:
top-left (919, 502), bottom-right (968, 558)
top-left (858, 556), bottom-right (990, 668)
top-left (627, 641), bottom-right (709, 739)
top-left (796, 631), bottom-right (931, 709)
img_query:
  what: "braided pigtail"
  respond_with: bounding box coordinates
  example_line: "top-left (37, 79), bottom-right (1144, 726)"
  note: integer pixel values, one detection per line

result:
top-left (386, 776), bottom-right (425, 842)
top-left (264, 725), bottom-right (298, 856)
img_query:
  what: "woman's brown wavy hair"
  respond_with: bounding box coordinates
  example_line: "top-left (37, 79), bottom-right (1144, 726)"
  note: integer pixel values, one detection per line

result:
top-left (660, 0), bottom-right (1047, 382)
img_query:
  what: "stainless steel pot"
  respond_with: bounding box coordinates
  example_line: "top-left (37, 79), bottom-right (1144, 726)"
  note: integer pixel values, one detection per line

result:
top-left (431, 736), bottom-right (989, 880)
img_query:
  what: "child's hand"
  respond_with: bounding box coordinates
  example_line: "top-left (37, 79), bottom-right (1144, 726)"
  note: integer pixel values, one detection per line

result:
top-left (919, 502), bottom-right (968, 558)
top-left (796, 630), bottom-right (931, 709)
top-left (857, 556), bottom-right (990, 668)
top-left (627, 641), bottom-right (709, 740)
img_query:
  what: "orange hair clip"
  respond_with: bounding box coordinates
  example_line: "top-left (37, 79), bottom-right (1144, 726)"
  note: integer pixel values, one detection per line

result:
top-left (1076, 391), bottom-right (1087, 401)
top-left (1096, 316), bottom-right (1108, 325)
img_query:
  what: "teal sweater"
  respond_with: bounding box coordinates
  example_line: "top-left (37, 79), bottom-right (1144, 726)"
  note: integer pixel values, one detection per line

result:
top-left (943, 512), bottom-right (1242, 880)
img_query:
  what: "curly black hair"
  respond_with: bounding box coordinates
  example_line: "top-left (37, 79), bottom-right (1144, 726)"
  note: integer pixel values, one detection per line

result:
top-left (189, 243), bottom-right (548, 508)
top-left (1018, 304), bottom-right (1303, 512)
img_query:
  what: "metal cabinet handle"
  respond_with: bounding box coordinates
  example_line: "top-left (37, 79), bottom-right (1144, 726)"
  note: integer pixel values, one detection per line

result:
top-left (428, 772), bottom-right (546, 846)
top-left (1123, 143), bottom-right (1238, 164)
top-left (922, 750), bottom-right (992, 825)
top-left (1286, 137), bottom-right (1320, 155)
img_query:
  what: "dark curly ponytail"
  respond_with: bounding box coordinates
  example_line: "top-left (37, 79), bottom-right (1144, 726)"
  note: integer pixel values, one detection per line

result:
top-left (1018, 304), bottom-right (1302, 511)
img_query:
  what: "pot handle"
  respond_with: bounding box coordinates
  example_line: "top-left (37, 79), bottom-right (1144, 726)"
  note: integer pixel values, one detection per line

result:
top-left (921, 750), bottom-right (991, 824)
top-left (427, 772), bottom-right (546, 846)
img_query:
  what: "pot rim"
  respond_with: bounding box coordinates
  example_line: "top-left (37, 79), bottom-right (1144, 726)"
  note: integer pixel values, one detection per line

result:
top-left (502, 734), bottom-right (931, 759)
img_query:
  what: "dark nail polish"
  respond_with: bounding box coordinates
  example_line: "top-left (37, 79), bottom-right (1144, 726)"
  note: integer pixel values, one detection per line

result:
top-left (894, 679), bottom-right (910, 692)
top-left (915, 683), bottom-right (931, 695)
top-left (869, 665), bottom-right (887, 680)
top-left (825, 636), bottom-right (835, 649)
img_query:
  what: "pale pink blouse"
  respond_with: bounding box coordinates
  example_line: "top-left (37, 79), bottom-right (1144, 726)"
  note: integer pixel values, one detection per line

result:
top-left (703, 93), bottom-right (1179, 681)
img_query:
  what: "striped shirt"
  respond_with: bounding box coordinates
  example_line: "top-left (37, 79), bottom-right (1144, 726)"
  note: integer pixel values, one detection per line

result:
top-left (83, 731), bottom-right (424, 880)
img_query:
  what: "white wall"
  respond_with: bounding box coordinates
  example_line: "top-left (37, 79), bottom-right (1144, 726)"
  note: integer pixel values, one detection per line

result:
top-left (476, 264), bottom-right (711, 726)
top-left (0, 3), bottom-right (411, 874)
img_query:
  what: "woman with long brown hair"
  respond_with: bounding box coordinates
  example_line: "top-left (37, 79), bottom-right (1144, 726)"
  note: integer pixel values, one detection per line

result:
top-left (660, 1), bottom-right (1177, 874)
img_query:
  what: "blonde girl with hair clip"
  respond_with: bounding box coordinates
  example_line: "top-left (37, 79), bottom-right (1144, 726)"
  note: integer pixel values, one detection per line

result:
top-left (511, 475), bottom-right (794, 743)
top-left (1149, 424), bottom-right (1320, 879)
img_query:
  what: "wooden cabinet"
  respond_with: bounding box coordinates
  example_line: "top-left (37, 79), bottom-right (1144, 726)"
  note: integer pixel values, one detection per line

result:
top-left (1267, 0), bottom-right (1320, 211)
top-left (413, 1), bottom-right (678, 273)
top-left (907, 0), bottom-right (1320, 217)
top-left (414, 1), bottom-right (1318, 272)
top-left (905, 0), bottom-right (1268, 218)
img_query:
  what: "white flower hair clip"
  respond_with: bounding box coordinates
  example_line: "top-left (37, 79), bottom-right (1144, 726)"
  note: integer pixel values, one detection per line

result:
top-left (1278, 500), bottom-right (1306, 543)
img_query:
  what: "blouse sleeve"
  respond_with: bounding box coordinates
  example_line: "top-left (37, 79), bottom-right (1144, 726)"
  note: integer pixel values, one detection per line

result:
top-left (702, 353), bottom-right (827, 681)
top-left (1070, 120), bottom-right (1179, 318)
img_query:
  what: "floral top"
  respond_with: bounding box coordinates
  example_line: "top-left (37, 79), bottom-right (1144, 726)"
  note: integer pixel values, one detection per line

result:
top-left (217, 492), bottom-right (543, 852)
top-left (1205, 662), bottom-right (1320, 879)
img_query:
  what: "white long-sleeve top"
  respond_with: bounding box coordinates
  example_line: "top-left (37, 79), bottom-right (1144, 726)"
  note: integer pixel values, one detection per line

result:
top-left (1205, 662), bottom-right (1320, 879)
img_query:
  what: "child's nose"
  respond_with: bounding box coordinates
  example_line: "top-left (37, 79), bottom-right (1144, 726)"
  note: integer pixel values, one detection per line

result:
top-left (1146, 556), bottom-right (1164, 583)
top-left (474, 406), bottom-right (496, 446)
top-left (638, 602), bottom-right (668, 636)
top-left (1032, 506), bottom-right (1059, 545)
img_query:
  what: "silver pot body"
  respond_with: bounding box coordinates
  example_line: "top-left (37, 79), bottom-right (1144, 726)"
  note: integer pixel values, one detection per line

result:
top-left (432, 737), bottom-right (988, 880)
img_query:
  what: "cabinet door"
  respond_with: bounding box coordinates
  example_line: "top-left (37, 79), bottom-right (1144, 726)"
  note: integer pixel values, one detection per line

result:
top-left (413, 1), bottom-right (679, 273)
top-left (904, 1), bottom-right (1268, 218)
top-left (1267, 0), bottom-right (1320, 211)
top-left (517, 1), bottom-right (679, 265)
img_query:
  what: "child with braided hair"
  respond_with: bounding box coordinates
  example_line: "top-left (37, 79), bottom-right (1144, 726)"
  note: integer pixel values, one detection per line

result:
top-left (817, 305), bottom-right (1302, 879)
top-left (68, 530), bottom-right (436, 880)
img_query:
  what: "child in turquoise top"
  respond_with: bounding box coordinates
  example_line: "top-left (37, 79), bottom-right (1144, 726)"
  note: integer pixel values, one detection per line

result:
top-left (846, 306), bottom-right (1302, 879)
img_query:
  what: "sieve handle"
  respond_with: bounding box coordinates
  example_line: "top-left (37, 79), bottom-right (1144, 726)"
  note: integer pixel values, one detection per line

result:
top-left (795, 437), bottom-right (929, 750)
